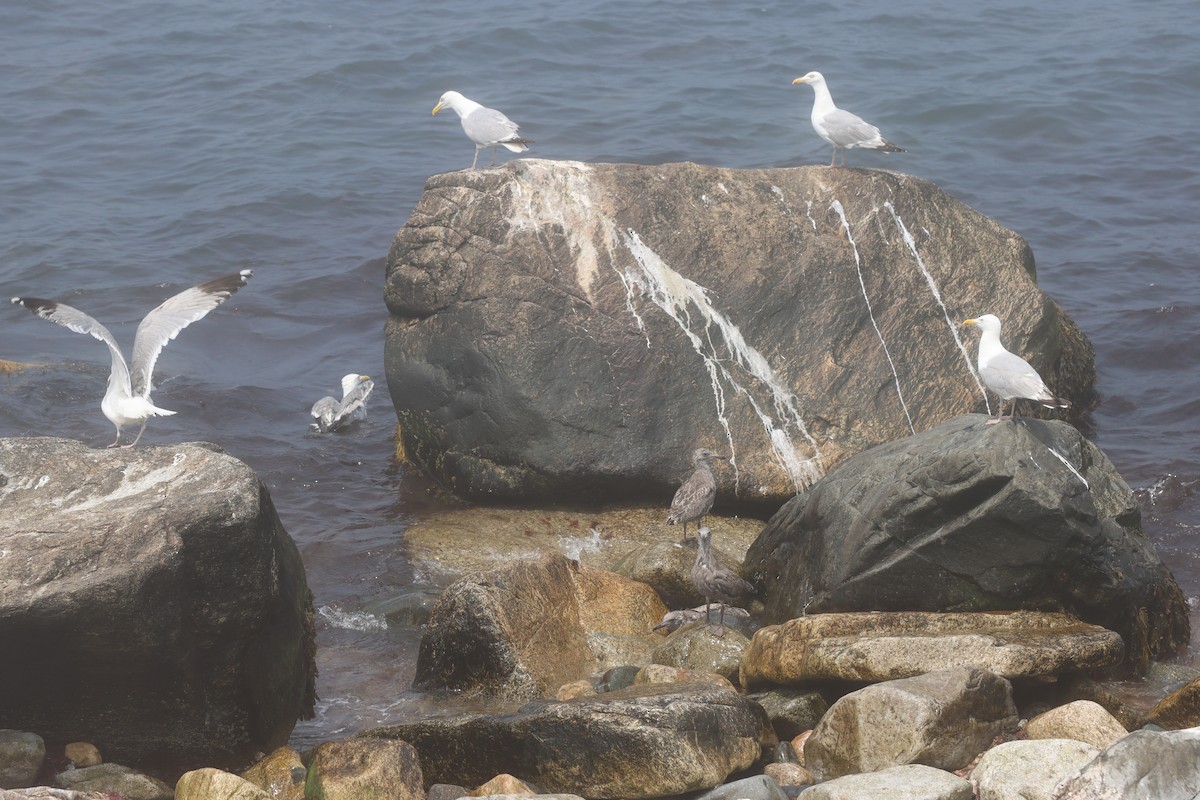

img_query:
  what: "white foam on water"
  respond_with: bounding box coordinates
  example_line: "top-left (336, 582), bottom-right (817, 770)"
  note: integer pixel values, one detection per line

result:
top-left (317, 605), bottom-right (388, 632)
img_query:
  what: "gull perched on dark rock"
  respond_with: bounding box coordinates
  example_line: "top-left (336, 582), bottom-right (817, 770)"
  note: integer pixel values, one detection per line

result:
top-left (666, 447), bottom-right (728, 541)
top-left (432, 90), bottom-right (533, 170)
top-left (963, 314), bottom-right (1070, 423)
top-left (691, 527), bottom-right (754, 633)
top-left (12, 270), bottom-right (252, 447)
top-left (310, 373), bottom-right (374, 433)
top-left (792, 71), bottom-right (904, 167)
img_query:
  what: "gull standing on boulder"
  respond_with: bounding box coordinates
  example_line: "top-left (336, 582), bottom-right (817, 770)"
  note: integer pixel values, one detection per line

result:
top-left (310, 373), bottom-right (374, 432)
top-left (666, 447), bottom-right (728, 541)
top-left (12, 270), bottom-right (252, 447)
top-left (792, 71), bottom-right (904, 166)
top-left (691, 527), bottom-right (755, 633)
top-left (432, 91), bottom-right (533, 170)
top-left (963, 314), bottom-right (1070, 423)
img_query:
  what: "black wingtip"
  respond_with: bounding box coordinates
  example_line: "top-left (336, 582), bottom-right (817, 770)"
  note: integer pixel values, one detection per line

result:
top-left (12, 297), bottom-right (55, 316)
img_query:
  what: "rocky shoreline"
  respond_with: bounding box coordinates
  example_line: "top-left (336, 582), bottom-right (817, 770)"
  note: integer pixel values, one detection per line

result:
top-left (3, 164), bottom-right (1198, 798)
top-left (4, 412), bottom-right (1200, 799)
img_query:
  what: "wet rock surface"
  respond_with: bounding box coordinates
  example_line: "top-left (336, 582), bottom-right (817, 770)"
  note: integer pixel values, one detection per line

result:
top-left (359, 683), bottom-right (773, 799)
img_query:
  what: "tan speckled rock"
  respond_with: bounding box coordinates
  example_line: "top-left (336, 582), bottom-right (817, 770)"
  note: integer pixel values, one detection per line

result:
top-left (306, 738), bottom-right (424, 800)
top-left (473, 775), bottom-right (536, 796)
top-left (63, 743), bottom-right (101, 769)
top-left (1026, 700), bottom-right (1127, 748)
top-left (634, 663), bottom-right (735, 691)
top-left (240, 746), bottom-right (305, 800)
top-left (1147, 676), bottom-right (1200, 730)
top-left (175, 768), bottom-right (270, 800)
top-left (763, 763), bottom-right (814, 787)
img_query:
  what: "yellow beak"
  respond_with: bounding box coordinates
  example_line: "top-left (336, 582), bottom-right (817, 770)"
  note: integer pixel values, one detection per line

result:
top-left (792, 77), bottom-right (808, 85)
top-left (361, 375), bottom-right (371, 381)
top-left (432, 102), bottom-right (444, 116)
top-left (962, 318), bottom-right (978, 326)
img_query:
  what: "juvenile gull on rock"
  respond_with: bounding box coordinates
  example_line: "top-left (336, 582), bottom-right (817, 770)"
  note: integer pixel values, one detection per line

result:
top-left (691, 526), bottom-right (754, 633)
top-left (963, 314), bottom-right (1069, 423)
top-left (792, 71), bottom-right (904, 166)
top-left (11, 270), bottom-right (252, 447)
top-left (432, 90), bottom-right (532, 170)
top-left (666, 447), bottom-right (727, 541)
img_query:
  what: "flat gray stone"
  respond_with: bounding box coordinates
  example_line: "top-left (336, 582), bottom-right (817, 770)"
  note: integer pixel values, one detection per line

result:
top-left (800, 764), bottom-right (972, 800)
top-left (970, 739), bottom-right (1099, 800)
top-left (1054, 728), bottom-right (1200, 799)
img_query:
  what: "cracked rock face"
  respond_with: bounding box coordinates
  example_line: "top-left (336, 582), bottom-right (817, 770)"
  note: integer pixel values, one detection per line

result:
top-left (385, 159), bottom-right (1095, 507)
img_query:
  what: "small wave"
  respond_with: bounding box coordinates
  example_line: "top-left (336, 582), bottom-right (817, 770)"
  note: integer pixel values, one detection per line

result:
top-left (317, 605), bottom-right (387, 631)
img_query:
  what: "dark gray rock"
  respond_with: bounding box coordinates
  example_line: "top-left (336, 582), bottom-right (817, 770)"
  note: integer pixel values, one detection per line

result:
top-left (805, 666), bottom-right (1018, 779)
top-left (385, 160), bottom-right (1095, 506)
top-left (693, 775), bottom-right (788, 800)
top-left (743, 416), bottom-right (1189, 673)
top-left (0, 730), bottom-right (44, 789)
top-left (359, 683), bottom-right (774, 799)
top-left (750, 689), bottom-right (830, 740)
top-left (1054, 728), bottom-right (1200, 799)
top-left (0, 438), bottom-right (316, 772)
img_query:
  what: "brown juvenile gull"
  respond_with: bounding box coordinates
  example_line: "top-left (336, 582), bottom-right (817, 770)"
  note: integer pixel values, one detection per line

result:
top-left (792, 71), bottom-right (905, 167)
top-left (432, 90), bottom-right (533, 170)
top-left (963, 314), bottom-right (1070, 423)
top-left (691, 526), bottom-right (754, 633)
top-left (11, 270), bottom-right (252, 447)
top-left (311, 373), bottom-right (374, 433)
top-left (666, 447), bottom-right (728, 541)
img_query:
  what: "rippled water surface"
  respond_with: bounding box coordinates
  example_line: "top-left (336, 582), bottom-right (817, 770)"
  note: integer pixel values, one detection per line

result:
top-left (2, 0), bottom-right (1199, 745)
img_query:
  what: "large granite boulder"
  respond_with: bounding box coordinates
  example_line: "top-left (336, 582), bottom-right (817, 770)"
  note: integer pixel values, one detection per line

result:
top-left (1053, 727), bottom-right (1200, 800)
top-left (804, 666), bottom-right (1018, 779)
top-left (360, 683), bottom-right (774, 799)
top-left (743, 416), bottom-right (1189, 672)
top-left (0, 438), bottom-right (316, 772)
top-left (385, 160), bottom-right (1094, 506)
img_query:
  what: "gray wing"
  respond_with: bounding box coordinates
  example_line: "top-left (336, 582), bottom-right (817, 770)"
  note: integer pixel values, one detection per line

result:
top-left (130, 270), bottom-right (251, 397)
top-left (337, 378), bottom-right (374, 420)
top-left (820, 108), bottom-right (884, 147)
top-left (463, 106), bottom-right (523, 146)
top-left (11, 297), bottom-right (132, 393)
top-left (310, 396), bottom-right (339, 432)
top-left (981, 350), bottom-right (1054, 401)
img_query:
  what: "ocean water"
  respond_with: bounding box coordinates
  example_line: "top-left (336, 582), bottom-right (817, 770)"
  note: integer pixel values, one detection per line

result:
top-left (2, 0), bottom-right (1199, 746)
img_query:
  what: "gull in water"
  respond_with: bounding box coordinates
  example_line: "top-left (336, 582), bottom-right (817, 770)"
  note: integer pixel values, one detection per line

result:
top-left (11, 270), bottom-right (252, 447)
top-left (963, 314), bottom-right (1070, 423)
top-left (792, 71), bottom-right (904, 166)
top-left (432, 90), bottom-right (533, 170)
top-left (691, 527), bottom-right (754, 634)
top-left (666, 447), bottom-right (728, 542)
top-left (311, 373), bottom-right (374, 433)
